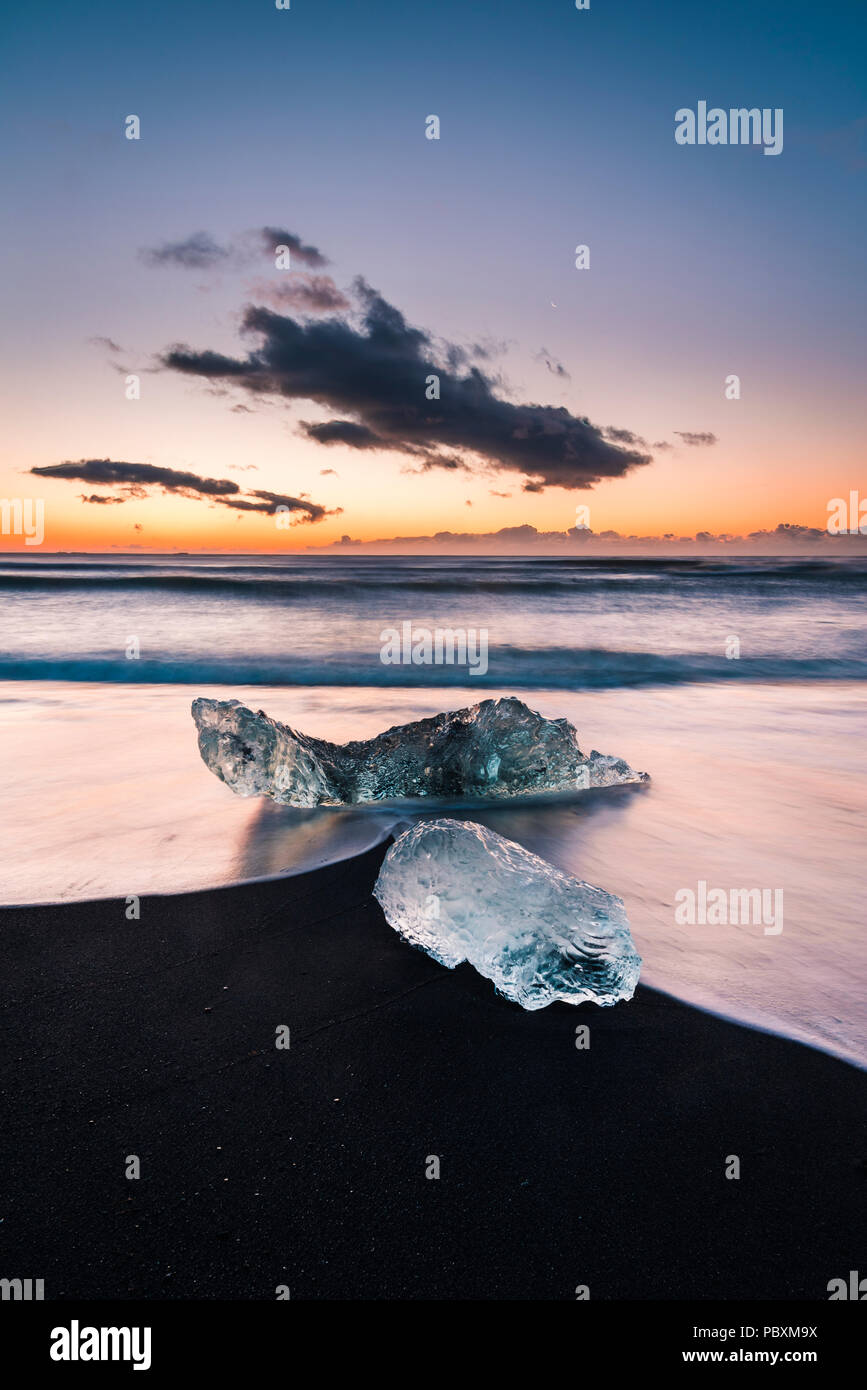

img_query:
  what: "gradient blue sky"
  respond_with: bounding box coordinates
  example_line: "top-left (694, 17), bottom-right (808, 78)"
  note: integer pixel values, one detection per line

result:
top-left (1, 0), bottom-right (865, 550)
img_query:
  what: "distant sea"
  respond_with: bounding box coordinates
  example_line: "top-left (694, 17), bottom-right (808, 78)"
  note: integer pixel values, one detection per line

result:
top-left (2, 553), bottom-right (865, 686)
top-left (2, 554), bottom-right (865, 1067)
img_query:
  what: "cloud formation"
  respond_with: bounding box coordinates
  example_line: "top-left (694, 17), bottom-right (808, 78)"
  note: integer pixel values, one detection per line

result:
top-left (31, 458), bottom-right (239, 498)
top-left (160, 275), bottom-right (653, 492)
top-left (141, 227), bottom-right (330, 272)
top-left (141, 232), bottom-right (231, 270)
top-left (246, 274), bottom-right (350, 314)
top-left (535, 347), bottom-right (570, 380)
top-left (314, 522), bottom-right (867, 556)
top-left (303, 420), bottom-right (383, 448)
top-left (604, 426), bottom-right (648, 448)
top-left (88, 335), bottom-right (123, 355)
top-left (30, 459), bottom-right (333, 524)
top-left (258, 228), bottom-right (329, 268)
top-left (675, 431), bottom-right (718, 447)
top-left (216, 489), bottom-right (336, 523)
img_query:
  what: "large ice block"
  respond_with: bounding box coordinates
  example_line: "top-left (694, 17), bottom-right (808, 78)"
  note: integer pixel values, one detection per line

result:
top-left (373, 818), bottom-right (642, 1009)
top-left (191, 695), bottom-right (648, 808)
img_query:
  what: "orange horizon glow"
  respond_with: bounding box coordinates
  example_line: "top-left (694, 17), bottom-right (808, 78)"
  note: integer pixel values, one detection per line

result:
top-left (3, 369), bottom-right (864, 554)
top-left (0, 474), bottom-right (860, 554)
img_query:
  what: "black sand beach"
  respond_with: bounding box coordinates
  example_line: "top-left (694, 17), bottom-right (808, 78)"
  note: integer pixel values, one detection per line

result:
top-left (1, 843), bottom-right (864, 1302)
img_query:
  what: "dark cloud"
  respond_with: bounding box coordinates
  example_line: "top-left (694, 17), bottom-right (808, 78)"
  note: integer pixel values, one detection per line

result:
top-left (141, 232), bottom-right (231, 270)
top-left (535, 347), bottom-right (570, 380)
top-left (303, 420), bottom-right (383, 448)
top-left (416, 455), bottom-right (470, 472)
top-left (490, 489), bottom-right (512, 497)
top-left (161, 277), bottom-right (651, 492)
top-left (31, 459), bottom-right (333, 524)
top-left (320, 467), bottom-right (338, 476)
top-left (304, 418), bottom-right (468, 475)
top-left (89, 335), bottom-right (123, 354)
top-left (78, 492), bottom-right (126, 505)
top-left (247, 274), bottom-right (350, 314)
top-left (31, 458), bottom-right (240, 498)
top-left (215, 489), bottom-right (335, 524)
top-left (652, 440), bottom-right (673, 450)
top-left (675, 431), bottom-right (718, 447)
top-left (140, 227), bottom-right (329, 274)
top-left (604, 426), bottom-right (647, 448)
top-left (259, 228), bottom-right (329, 268)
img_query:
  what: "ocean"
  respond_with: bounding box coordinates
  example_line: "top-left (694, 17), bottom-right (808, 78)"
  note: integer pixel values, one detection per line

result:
top-left (2, 554), bottom-right (865, 1067)
top-left (2, 553), bottom-right (866, 687)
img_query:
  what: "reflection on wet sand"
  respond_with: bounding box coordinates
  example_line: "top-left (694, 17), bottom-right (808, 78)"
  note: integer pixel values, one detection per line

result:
top-left (237, 800), bottom-right (394, 882)
top-left (237, 781), bottom-right (647, 883)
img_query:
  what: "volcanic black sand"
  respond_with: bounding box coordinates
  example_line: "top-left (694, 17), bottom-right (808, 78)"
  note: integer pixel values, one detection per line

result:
top-left (1, 843), bottom-right (864, 1301)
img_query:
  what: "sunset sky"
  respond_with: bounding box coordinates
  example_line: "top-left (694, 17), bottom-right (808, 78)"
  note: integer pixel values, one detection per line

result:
top-left (1, 0), bottom-right (865, 553)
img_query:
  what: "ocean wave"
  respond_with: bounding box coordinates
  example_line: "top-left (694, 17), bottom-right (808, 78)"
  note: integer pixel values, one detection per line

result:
top-left (1, 648), bottom-right (865, 689)
top-left (1, 559), bottom-right (865, 598)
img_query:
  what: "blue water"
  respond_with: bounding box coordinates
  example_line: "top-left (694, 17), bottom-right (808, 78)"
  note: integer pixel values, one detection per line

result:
top-left (2, 555), bottom-right (865, 687)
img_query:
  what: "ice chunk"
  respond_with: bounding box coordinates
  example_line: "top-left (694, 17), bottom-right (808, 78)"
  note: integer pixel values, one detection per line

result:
top-left (373, 819), bottom-right (641, 1009)
top-left (191, 695), bottom-right (648, 808)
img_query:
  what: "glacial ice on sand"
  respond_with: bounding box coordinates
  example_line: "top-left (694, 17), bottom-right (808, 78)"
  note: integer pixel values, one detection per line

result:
top-left (373, 819), bottom-right (642, 1009)
top-left (191, 695), bottom-right (648, 808)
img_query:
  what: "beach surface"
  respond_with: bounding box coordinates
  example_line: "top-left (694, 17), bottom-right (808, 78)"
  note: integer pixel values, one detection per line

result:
top-left (4, 678), bottom-right (866, 1069)
top-left (5, 555), bottom-right (866, 1069)
top-left (1, 844), bottom-right (864, 1301)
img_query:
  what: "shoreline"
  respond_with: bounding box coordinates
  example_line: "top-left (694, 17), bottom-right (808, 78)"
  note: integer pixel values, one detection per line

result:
top-left (6, 840), bottom-right (864, 1077)
top-left (1, 843), bottom-right (864, 1300)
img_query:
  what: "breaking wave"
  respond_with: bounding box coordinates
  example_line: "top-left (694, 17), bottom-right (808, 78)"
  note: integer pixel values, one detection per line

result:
top-left (2, 648), bottom-right (865, 689)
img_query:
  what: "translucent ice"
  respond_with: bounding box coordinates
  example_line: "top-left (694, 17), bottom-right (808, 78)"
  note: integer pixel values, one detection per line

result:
top-left (373, 819), bottom-right (642, 1009)
top-left (191, 695), bottom-right (648, 808)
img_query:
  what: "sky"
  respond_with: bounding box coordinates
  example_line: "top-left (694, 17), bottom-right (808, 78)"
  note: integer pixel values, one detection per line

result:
top-left (1, 0), bottom-right (865, 554)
